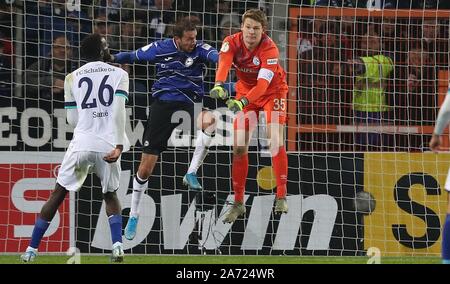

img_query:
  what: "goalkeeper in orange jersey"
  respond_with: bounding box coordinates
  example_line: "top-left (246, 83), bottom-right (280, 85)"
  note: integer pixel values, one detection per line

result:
top-left (209, 8), bottom-right (288, 223)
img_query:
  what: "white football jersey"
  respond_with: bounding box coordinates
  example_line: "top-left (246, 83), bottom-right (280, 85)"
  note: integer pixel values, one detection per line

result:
top-left (64, 61), bottom-right (130, 153)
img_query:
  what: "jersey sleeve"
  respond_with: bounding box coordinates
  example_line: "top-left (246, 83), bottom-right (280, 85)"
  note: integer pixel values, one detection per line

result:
top-left (115, 72), bottom-right (129, 102)
top-left (135, 42), bottom-right (159, 62)
top-left (112, 71), bottom-right (130, 149)
top-left (64, 73), bottom-right (76, 109)
top-left (115, 42), bottom-right (159, 63)
top-left (215, 38), bottom-right (235, 83)
top-left (64, 73), bottom-right (78, 127)
top-left (257, 43), bottom-right (279, 84)
top-left (198, 42), bottom-right (219, 63)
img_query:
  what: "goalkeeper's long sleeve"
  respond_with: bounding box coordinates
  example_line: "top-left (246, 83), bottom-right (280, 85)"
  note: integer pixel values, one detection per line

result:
top-left (245, 78), bottom-right (270, 104)
top-left (215, 47), bottom-right (234, 83)
top-left (434, 92), bottom-right (450, 135)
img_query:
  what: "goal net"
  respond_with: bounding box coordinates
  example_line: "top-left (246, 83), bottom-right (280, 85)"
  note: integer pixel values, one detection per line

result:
top-left (0, 0), bottom-right (448, 258)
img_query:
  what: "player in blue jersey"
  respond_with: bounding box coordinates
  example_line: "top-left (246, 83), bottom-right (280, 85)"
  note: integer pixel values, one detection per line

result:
top-left (108, 16), bottom-right (220, 240)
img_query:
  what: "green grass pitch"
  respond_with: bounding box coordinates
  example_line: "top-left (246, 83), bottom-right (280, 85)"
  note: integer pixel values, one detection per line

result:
top-left (0, 255), bottom-right (441, 264)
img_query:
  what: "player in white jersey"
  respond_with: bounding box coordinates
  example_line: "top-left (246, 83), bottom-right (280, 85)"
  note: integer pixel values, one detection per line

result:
top-left (21, 34), bottom-right (129, 263)
top-left (429, 85), bottom-right (450, 264)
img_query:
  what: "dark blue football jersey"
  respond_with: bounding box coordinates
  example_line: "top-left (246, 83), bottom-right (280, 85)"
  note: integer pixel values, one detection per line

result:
top-left (114, 39), bottom-right (218, 103)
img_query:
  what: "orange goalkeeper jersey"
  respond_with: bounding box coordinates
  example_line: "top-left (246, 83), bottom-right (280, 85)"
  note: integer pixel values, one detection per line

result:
top-left (216, 32), bottom-right (287, 104)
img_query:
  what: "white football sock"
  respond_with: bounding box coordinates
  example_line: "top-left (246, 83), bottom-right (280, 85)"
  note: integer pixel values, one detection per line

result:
top-left (187, 130), bottom-right (214, 174)
top-left (130, 174), bottom-right (148, 218)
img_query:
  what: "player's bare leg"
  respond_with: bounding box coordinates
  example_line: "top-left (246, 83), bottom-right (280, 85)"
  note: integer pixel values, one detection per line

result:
top-left (125, 153), bottom-right (158, 240)
top-left (268, 119), bottom-right (288, 214)
top-left (40, 183), bottom-right (68, 221)
top-left (21, 184), bottom-right (68, 262)
top-left (104, 192), bottom-right (124, 262)
top-left (184, 111), bottom-right (216, 190)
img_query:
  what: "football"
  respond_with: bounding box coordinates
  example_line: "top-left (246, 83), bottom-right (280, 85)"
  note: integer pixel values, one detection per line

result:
top-left (354, 191), bottom-right (376, 214)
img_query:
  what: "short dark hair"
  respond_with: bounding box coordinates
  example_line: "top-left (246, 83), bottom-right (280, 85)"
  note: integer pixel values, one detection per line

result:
top-left (80, 33), bottom-right (104, 61)
top-left (173, 16), bottom-right (199, 38)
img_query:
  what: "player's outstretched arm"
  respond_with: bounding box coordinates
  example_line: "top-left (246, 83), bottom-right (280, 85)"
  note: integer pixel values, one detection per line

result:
top-left (113, 42), bottom-right (159, 64)
top-left (112, 51), bottom-right (137, 64)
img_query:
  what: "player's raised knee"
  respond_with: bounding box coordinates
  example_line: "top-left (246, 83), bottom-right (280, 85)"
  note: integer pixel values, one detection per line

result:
top-left (233, 146), bottom-right (248, 156)
top-left (198, 111), bottom-right (216, 133)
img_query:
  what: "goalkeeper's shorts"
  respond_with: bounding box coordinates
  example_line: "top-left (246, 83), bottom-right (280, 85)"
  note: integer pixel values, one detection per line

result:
top-left (233, 92), bottom-right (288, 131)
top-left (57, 143), bottom-right (121, 193)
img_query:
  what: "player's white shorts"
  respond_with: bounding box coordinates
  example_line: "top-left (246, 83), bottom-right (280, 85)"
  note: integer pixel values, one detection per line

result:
top-left (57, 144), bottom-right (121, 193)
top-left (445, 168), bottom-right (450, 192)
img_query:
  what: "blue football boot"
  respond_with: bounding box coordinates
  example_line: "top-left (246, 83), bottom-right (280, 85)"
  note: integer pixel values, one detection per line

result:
top-left (124, 216), bottom-right (139, 240)
top-left (183, 173), bottom-right (202, 190)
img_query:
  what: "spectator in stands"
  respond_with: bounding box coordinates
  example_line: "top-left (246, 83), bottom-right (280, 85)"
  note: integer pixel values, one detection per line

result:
top-left (406, 45), bottom-right (435, 129)
top-left (134, 18), bottom-right (148, 48)
top-left (0, 31), bottom-right (11, 64)
top-left (301, 0), bottom-right (352, 6)
top-left (93, 0), bottom-right (122, 21)
top-left (415, 0), bottom-right (437, 9)
top-left (365, 0), bottom-right (448, 9)
top-left (297, 16), bottom-right (347, 58)
top-left (421, 18), bottom-right (448, 67)
top-left (301, 22), bottom-right (347, 76)
top-left (422, 18), bottom-right (438, 44)
top-left (346, 29), bottom-right (394, 150)
top-left (0, 2), bottom-right (12, 39)
top-left (128, 17), bottom-right (149, 95)
top-left (298, 22), bottom-right (348, 125)
top-left (218, 13), bottom-right (240, 40)
top-left (438, 1), bottom-right (450, 8)
top-left (0, 40), bottom-right (11, 97)
top-left (407, 46), bottom-right (432, 93)
top-left (29, 0), bottom-right (88, 58)
top-left (118, 14), bottom-right (148, 51)
top-left (94, 13), bottom-right (119, 51)
top-left (119, 19), bottom-right (135, 51)
top-left (148, 0), bottom-right (175, 40)
top-left (380, 18), bottom-right (408, 57)
top-left (26, 35), bottom-right (75, 100)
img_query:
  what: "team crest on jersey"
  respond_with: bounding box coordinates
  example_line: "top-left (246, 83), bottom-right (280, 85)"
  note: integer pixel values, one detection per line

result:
top-left (253, 56), bottom-right (260, 66)
top-left (220, 41), bottom-right (230, 52)
top-left (185, 57), bottom-right (193, 67)
top-left (201, 43), bottom-right (212, 50)
top-left (144, 141), bottom-right (149, 147)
